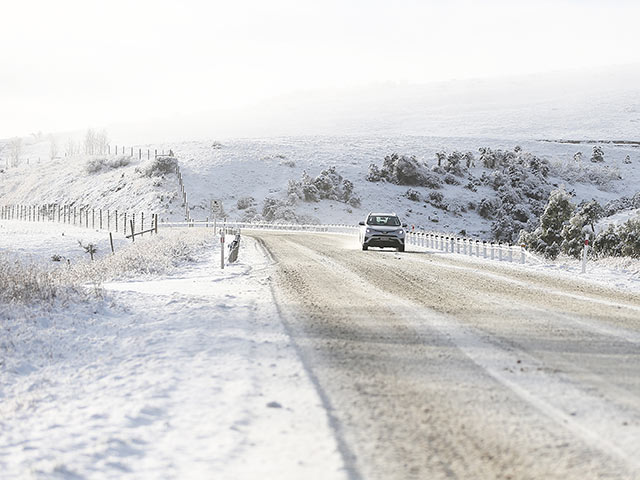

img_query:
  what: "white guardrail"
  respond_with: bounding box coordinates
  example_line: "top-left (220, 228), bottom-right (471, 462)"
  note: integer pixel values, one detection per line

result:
top-left (160, 220), bottom-right (547, 266)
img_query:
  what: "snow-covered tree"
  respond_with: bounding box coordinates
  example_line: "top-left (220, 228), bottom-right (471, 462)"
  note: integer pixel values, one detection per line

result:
top-left (573, 151), bottom-right (583, 162)
top-left (519, 188), bottom-right (574, 259)
top-left (84, 129), bottom-right (97, 155)
top-left (8, 137), bottom-right (21, 167)
top-left (65, 138), bottom-right (76, 157)
top-left (95, 129), bottom-right (109, 154)
top-left (49, 135), bottom-right (58, 160)
top-left (624, 154), bottom-right (632, 164)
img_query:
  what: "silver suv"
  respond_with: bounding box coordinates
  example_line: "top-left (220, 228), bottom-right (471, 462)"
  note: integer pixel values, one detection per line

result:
top-left (359, 212), bottom-right (406, 252)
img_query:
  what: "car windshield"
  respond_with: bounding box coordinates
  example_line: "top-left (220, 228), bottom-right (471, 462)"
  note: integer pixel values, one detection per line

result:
top-left (367, 215), bottom-right (400, 226)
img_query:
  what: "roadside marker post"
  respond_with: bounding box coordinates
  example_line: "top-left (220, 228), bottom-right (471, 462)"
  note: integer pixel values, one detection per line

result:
top-left (582, 236), bottom-right (589, 273)
top-left (220, 232), bottom-right (225, 269)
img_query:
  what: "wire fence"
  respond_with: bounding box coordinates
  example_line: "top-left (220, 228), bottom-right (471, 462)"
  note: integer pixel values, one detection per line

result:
top-left (0, 203), bottom-right (158, 239)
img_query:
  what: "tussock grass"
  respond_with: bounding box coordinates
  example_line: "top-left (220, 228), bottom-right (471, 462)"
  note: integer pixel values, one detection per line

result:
top-left (0, 229), bottom-right (214, 306)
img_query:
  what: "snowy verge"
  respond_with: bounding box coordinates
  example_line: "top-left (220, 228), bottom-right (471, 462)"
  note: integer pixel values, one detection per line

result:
top-left (0, 225), bottom-right (346, 479)
top-left (404, 234), bottom-right (640, 293)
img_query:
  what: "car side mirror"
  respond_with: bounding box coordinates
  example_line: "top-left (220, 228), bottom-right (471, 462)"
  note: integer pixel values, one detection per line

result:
top-left (358, 221), bottom-right (365, 226)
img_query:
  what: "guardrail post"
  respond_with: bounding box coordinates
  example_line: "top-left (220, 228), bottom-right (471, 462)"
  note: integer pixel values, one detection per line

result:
top-left (483, 241), bottom-right (487, 258)
top-left (520, 244), bottom-right (526, 264)
top-left (508, 244), bottom-right (513, 262)
top-left (498, 243), bottom-right (502, 261)
top-left (475, 240), bottom-right (480, 257)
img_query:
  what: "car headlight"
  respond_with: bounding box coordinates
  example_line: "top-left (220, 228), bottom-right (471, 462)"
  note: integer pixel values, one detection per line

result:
top-left (366, 228), bottom-right (373, 234)
top-left (397, 229), bottom-right (405, 235)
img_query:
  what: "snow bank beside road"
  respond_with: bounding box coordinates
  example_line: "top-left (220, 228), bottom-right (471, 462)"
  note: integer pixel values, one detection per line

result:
top-left (0, 225), bottom-right (346, 479)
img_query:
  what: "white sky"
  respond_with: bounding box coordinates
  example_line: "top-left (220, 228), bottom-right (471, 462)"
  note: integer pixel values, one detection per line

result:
top-left (2, 0), bottom-right (640, 138)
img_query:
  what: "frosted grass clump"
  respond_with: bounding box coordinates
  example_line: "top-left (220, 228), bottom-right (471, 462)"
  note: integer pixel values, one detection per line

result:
top-left (0, 229), bottom-right (214, 306)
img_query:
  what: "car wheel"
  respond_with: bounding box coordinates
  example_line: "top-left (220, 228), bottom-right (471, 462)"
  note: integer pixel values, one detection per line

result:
top-left (362, 244), bottom-right (368, 251)
top-left (397, 244), bottom-right (405, 252)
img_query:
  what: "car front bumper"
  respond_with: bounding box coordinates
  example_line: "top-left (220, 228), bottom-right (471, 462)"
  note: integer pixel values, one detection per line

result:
top-left (364, 234), bottom-right (404, 248)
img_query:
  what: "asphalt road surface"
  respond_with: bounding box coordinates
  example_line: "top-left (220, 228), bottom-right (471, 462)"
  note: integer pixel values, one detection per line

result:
top-left (254, 232), bottom-right (640, 480)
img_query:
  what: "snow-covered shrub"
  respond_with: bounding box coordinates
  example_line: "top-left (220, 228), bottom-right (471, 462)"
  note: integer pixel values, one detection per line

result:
top-left (478, 198), bottom-right (498, 219)
top-left (138, 155), bottom-right (178, 177)
top-left (404, 189), bottom-right (422, 202)
top-left (464, 181), bottom-right (478, 192)
top-left (443, 151), bottom-right (468, 176)
top-left (367, 153), bottom-right (442, 188)
top-left (463, 151), bottom-right (475, 168)
top-left (592, 218), bottom-right (640, 258)
top-left (280, 158), bottom-right (296, 167)
top-left (624, 154), bottom-right (632, 164)
top-left (428, 191), bottom-right (444, 203)
top-left (211, 141), bottom-right (223, 149)
top-left (262, 196), bottom-right (299, 223)
top-left (444, 173), bottom-right (460, 185)
top-left (236, 196), bottom-right (255, 210)
top-left (590, 145), bottom-right (605, 163)
top-left (85, 156), bottom-right (131, 173)
top-left (519, 188), bottom-right (574, 259)
top-left (603, 192), bottom-right (640, 216)
top-left (288, 167), bottom-right (360, 206)
top-left (618, 218), bottom-right (640, 258)
top-left (593, 225), bottom-right (622, 257)
top-left (366, 163), bottom-right (383, 182)
top-left (549, 160), bottom-right (620, 191)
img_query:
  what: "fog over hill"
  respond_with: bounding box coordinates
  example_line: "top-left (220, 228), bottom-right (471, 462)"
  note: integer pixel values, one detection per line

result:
top-left (105, 64), bottom-right (640, 144)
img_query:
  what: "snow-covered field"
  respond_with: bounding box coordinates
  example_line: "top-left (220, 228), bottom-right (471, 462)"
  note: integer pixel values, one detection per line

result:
top-left (0, 222), bottom-right (345, 479)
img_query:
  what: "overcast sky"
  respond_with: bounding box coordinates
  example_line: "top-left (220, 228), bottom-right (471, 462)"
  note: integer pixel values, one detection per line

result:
top-left (2, 0), bottom-right (640, 138)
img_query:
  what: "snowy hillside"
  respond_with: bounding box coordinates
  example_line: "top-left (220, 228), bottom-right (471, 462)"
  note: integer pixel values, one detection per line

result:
top-left (1, 135), bottom-right (640, 242)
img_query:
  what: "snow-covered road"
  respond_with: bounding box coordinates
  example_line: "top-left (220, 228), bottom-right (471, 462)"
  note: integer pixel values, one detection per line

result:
top-left (259, 231), bottom-right (640, 480)
top-left (3, 222), bottom-right (640, 480)
top-left (0, 223), bottom-right (346, 479)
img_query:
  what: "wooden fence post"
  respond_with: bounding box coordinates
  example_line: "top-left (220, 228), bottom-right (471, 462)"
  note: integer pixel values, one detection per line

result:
top-left (154, 213), bottom-right (158, 234)
top-left (124, 212), bottom-right (127, 236)
top-left (99, 209), bottom-right (103, 229)
top-left (115, 210), bottom-right (118, 232)
top-left (110, 232), bottom-right (115, 254)
top-left (130, 220), bottom-right (135, 242)
top-left (141, 212), bottom-right (144, 236)
top-left (92, 208), bottom-right (95, 229)
top-left (107, 209), bottom-right (110, 231)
